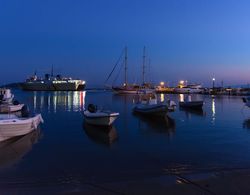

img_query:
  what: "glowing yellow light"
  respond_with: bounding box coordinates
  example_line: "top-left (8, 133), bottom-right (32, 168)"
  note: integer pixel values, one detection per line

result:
top-left (160, 93), bottom-right (164, 102)
top-left (179, 80), bottom-right (184, 85)
top-left (160, 81), bottom-right (164, 86)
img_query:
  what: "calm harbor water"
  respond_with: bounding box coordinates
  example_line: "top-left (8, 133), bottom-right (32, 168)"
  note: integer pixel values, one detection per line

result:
top-left (1, 89), bottom-right (250, 192)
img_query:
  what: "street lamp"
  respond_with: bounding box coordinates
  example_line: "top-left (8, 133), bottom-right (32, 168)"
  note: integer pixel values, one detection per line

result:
top-left (212, 78), bottom-right (215, 89)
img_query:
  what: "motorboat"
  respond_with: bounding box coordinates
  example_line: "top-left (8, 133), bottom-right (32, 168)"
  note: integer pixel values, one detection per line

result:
top-left (83, 104), bottom-right (119, 126)
top-left (0, 103), bottom-right (24, 113)
top-left (0, 113), bottom-right (44, 142)
top-left (0, 88), bottom-right (14, 104)
top-left (133, 93), bottom-right (169, 115)
top-left (179, 95), bottom-right (203, 109)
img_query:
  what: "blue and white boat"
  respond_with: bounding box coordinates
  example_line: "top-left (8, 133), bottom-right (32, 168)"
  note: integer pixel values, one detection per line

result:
top-left (133, 93), bottom-right (170, 115)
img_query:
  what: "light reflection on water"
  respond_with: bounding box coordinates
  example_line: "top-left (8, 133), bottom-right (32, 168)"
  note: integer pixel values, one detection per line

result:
top-left (0, 90), bottom-right (250, 189)
top-left (32, 91), bottom-right (86, 113)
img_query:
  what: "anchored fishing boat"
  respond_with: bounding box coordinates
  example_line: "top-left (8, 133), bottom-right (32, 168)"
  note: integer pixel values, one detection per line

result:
top-left (0, 113), bottom-right (44, 142)
top-left (133, 92), bottom-right (170, 115)
top-left (179, 95), bottom-right (203, 109)
top-left (83, 104), bottom-right (119, 126)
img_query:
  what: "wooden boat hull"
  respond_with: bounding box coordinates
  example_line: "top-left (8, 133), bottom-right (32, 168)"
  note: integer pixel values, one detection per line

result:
top-left (0, 114), bottom-right (43, 142)
top-left (179, 101), bottom-right (203, 109)
top-left (112, 87), bottom-right (138, 94)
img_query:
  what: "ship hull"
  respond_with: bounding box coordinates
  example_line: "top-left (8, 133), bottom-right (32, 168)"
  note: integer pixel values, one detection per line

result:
top-left (21, 82), bottom-right (86, 91)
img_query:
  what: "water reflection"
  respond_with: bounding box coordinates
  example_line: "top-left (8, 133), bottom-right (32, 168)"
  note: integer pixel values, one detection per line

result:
top-left (160, 93), bottom-right (164, 102)
top-left (32, 91), bottom-right (86, 113)
top-left (83, 123), bottom-right (118, 146)
top-left (212, 97), bottom-right (216, 124)
top-left (0, 129), bottom-right (41, 170)
top-left (179, 94), bottom-right (184, 102)
top-left (179, 107), bottom-right (206, 118)
top-left (134, 113), bottom-right (175, 136)
top-left (243, 119), bottom-right (250, 129)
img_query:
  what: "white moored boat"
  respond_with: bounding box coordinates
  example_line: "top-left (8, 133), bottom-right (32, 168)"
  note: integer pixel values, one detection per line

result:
top-left (133, 93), bottom-right (172, 115)
top-left (179, 95), bottom-right (204, 110)
top-left (0, 104), bottom-right (24, 113)
top-left (83, 104), bottom-right (119, 126)
top-left (0, 114), bottom-right (44, 142)
top-left (0, 88), bottom-right (14, 104)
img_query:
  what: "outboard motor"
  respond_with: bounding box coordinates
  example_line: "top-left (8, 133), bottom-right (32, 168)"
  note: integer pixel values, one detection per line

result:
top-left (13, 100), bottom-right (19, 105)
top-left (21, 105), bottom-right (30, 117)
top-left (88, 104), bottom-right (97, 113)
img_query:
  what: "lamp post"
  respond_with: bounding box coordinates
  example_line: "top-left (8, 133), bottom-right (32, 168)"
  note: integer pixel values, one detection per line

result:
top-left (212, 78), bottom-right (215, 89)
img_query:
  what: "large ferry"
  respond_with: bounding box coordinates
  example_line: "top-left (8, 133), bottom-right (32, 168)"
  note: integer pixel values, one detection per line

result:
top-left (21, 72), bottom-right (86, 91)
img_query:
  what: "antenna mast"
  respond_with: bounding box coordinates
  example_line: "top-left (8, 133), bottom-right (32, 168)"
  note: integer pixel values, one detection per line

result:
top-left (142, 46), bottom-right (146, 84)
top-left (124, 47), bottom-right (128, 86)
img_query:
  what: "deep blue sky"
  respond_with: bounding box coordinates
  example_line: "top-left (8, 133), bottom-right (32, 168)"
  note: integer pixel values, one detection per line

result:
top-left (0, 0), bottom-right (250, 87)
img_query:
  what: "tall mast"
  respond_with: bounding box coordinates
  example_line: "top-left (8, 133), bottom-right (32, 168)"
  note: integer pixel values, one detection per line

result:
top-left (124, 46), bottom-right (128, 86)
top-left (142, 46), bottom-right (146, 85)
top-left (51, 64), bottom-right (54, 77)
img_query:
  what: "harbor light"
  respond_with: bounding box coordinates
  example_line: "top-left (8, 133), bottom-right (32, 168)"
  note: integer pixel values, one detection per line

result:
top-left (179, 80), bottom-right (185, 88)
top-left (212, 78), bottom-right (215, 89)
top-left (160, 81), bottom-right (164, 86)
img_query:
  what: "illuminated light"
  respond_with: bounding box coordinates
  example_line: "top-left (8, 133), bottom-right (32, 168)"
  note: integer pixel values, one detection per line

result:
top-left (160, 93), bottom-right (164, 102)
top-left (212, 78), bottom-right (215, 81)
top-left (179, 80), bottom-right (185, 88)
top-left (160, 82), bottom-right (164, 86)
top-left (212, 98), bottom-right (216, 123)
top-left (179, 94), bottom-right (184, 102)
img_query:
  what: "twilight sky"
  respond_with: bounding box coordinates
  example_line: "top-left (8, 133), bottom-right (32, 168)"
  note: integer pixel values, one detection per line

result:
top-left (0, 0), bottom-right (250, 87)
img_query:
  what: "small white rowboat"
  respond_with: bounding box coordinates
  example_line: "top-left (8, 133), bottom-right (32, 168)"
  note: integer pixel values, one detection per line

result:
top-left (83, 111), bottom-right (119, 126)
top-left (0, 114), bottom-right (44, 142)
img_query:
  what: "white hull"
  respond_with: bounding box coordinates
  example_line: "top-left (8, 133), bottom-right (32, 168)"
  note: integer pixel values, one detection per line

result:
top-left (133, 104), bottom-right (167, 115)
top-left (174, 88), bottom-right (203, 94)
top-left (0, 114), bottom-right (43, 142)
top-left (0, 104), bottom-right (24, 113)
top-left (21, 81), bottom-right (85, 91)
top-left (83, 111), bottom-right (119, 126)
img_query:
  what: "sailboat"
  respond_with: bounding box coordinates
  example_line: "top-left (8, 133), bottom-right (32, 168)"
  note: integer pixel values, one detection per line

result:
top-left (137, 46), bottom-right (155, 94)
top-left (111, 47), bottom-right (140, 94)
